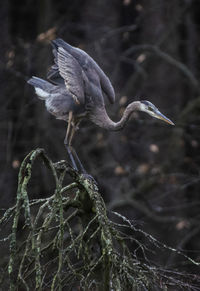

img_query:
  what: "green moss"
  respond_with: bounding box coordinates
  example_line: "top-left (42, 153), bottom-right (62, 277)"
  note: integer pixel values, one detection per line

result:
top-left (0, 149), bottom-right (198, 290)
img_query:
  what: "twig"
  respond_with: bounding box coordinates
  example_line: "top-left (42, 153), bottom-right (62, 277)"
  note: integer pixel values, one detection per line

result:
top-left (123, 44), bottom-right (200, 92)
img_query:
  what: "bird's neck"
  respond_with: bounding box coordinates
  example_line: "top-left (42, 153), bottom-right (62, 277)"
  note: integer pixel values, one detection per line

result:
top-left (89, 101), bottom-right (141, 131)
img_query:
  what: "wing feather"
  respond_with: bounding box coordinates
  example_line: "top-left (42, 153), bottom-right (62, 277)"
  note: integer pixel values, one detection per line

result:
top-left (51, 39), bottom-right (115, 104)
top-left (57, 47), bottom-right (85, 105)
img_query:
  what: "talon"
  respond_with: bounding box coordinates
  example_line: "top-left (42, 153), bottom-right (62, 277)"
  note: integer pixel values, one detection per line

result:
top-left (82, 174), bottom-right (98, 185)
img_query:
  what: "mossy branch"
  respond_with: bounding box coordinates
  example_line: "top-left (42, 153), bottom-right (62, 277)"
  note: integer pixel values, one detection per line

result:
top-left (0, 149), bottom-right (199, 290)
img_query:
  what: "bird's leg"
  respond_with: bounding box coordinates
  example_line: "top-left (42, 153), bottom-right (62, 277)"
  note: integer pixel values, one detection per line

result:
top-left (68, 122), bottom-right (87, 174)
top-left (68, 121), bottom-right (76, 146)
top-left (69, 123), bottom-right (97, 184)
top-left (66, 111), bottom-right (73, 141)
top-left (71, 148), bottom-right (87, 174)
top-left (64, 111), bottom-right (78, 171)
top-left (65, 118), bottom-right (97, 184)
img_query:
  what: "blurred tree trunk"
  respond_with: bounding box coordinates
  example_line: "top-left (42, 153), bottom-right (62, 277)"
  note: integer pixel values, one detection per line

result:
top-left (81, 0), bottom-right (121, 75)
top-left (0, 0), bottom-right (15, 205)
top-left (140, 0), bottom-right (184, 110)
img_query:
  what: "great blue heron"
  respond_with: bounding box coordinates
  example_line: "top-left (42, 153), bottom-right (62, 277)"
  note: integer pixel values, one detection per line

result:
top-left (28, 38), bottom-right (174, 172)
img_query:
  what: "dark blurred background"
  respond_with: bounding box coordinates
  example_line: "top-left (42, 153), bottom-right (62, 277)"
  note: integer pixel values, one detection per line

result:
top-left (1, 0), bottom-right (200, 275)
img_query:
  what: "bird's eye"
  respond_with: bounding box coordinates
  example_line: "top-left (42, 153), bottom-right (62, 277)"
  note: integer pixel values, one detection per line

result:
top-left (148, 106), bottom-right (153, 111)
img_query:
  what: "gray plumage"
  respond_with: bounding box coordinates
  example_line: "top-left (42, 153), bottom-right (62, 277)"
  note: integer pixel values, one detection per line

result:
top-left (48, 38), bottom-right (115, 105)
top-left (28, 39), bottom-right (174, 171)
top-left (27, 76), bottom-right (85, 119)
top-left (28, 39), bottom-right (118, 124)
top-left (28, 38), bottom-right (174, 171)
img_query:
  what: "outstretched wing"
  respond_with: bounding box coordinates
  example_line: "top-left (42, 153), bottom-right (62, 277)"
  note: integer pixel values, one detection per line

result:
top-left (57, 47), bottom-right (85, 105)
top-left (50, 39), bottom-right (115, 104)
top-left (47, 45), bottom-right (64, 85)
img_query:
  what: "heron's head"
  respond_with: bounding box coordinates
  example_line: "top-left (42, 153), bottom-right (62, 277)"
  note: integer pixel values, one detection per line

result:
top-left (139, 100), bottom-right (174, 125)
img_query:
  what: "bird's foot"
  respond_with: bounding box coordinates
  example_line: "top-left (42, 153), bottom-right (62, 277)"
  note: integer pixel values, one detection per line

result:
top-left (81, 173), bottom-right (98, 185)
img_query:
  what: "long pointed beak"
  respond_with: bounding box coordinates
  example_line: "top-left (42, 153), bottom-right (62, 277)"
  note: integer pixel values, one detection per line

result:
top-left (155, 111), bottom-right (175, 125)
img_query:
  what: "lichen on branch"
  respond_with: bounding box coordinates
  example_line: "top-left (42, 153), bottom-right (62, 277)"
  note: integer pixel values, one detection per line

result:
top-left (0, 149), bottom-right (199, 290)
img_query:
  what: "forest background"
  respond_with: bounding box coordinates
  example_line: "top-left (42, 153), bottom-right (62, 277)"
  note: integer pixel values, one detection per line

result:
top-left (0, 0), bottom-right (200, 289)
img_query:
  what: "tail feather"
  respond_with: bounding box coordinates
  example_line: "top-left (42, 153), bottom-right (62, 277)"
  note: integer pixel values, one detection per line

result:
top-left (28, 76), bottom-right (55, 100)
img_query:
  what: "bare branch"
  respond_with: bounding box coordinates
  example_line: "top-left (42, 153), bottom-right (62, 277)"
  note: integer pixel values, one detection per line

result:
top-left (123, 44), bottom-right (200, 92)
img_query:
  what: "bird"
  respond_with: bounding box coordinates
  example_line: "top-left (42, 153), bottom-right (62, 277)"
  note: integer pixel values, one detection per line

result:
top-left (28, 38), bottom-right (174, 172)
